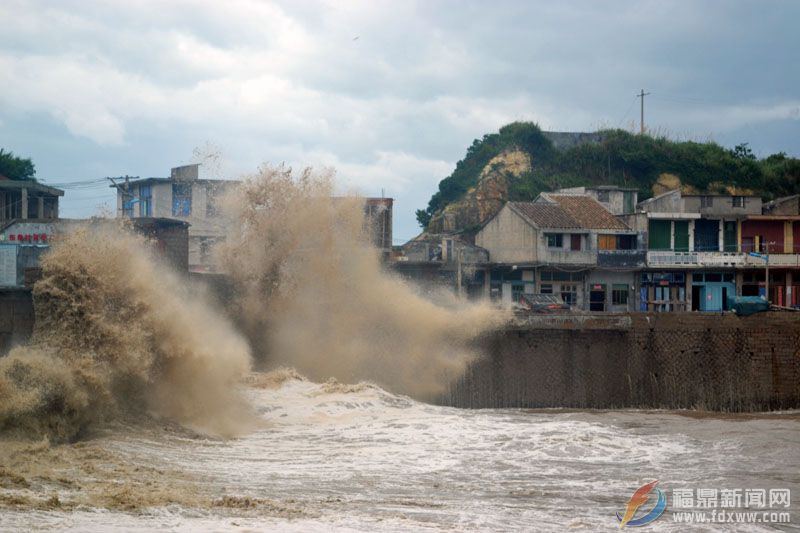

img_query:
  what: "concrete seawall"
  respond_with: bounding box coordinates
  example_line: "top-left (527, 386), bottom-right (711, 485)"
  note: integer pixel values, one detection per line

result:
top-left (443, 313), bottom-right (800, 411)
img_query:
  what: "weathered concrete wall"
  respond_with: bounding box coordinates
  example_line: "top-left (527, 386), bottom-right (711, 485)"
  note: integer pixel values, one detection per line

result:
top-left (443, 313), bottom-right (800, 411)
top-left (0, 289), bottom-right (34, 354)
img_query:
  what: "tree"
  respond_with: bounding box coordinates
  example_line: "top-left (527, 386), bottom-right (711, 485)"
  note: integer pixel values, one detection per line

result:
top-left (0, 149), bottom-right (36, 181)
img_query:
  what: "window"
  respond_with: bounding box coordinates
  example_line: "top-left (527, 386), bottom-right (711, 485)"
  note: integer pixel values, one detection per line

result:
top-left (570, 234), bottom-right (582, 251)
top-left (700, 196), bottom-right (713, 208)
top-left (140, 185), bottom-right (152, 217)
top-left (511, 284), bottom-right (525, 302)
top-left (540, 284), bottom-right (553, 294)
top-left (560, 284), bottom-right (577, 306)
top-left (546, 233), bottom-right (563, 248)
top-left (617, 234), bottom-right (637, 250)
top-left (596, 190), bottom-right (610, 202)
top-left (199, 238), bottom-right (214, 265)
top-left (732, 196), bottom-right (745, 208)
top-left (540, 270), bottom-right (582, 282)
top-left (598, 234), bottom-right (616, 250)
top-left (172, 183), bottom-right (192, 216)
top-left (612, 284), bottom-right (629, 306)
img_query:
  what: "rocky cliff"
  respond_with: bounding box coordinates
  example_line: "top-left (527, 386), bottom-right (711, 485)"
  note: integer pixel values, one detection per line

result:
top-left (427, 150), bottom-right (530, 234)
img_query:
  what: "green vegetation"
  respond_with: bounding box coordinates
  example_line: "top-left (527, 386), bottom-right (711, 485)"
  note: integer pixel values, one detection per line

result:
top-left (417, 123), bottom-right (800, 228)
top-left (0, 149), bottom-right (36, 181)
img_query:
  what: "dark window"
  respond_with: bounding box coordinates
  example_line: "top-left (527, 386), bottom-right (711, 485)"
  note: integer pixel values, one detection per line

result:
top-left (546, 233), bottom-right (563, 248)
top-left (617, 234), bottom-right (637, 250)
top-left (540, 270), bottom-right (552, 281)
top-left (140, 185), bottom-right (152, 217)
top-left (589, 285), bottom-right (605, 311)
top-left (705, 273), bottom-right (722, 282)
top-left (172, 183), bottom-right (192, 216)
top-left (694, 219), bottom-right (720, 251)
top-left (732, 196), bottom-right (745, 208)
top-left (570, 234), bottom-right (582, 251)
top-left (540, 284), bottom-right (553, 294)
top-left (612, 284), bottom-right (629, 305)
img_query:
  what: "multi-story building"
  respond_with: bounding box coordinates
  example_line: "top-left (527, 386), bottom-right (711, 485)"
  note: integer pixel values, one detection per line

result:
top-left (112, 164), bottom-right (237, 272)
top-left (555, 185), bottom-right (638, 215)
top-left (0, 176), bottom-right (64, 287)
top-left (475, 193), bottom-right (643, 311)
top-left (0, 175), bottom-right (63, 222)
top-left (626, 189), bottom-right (800, 311)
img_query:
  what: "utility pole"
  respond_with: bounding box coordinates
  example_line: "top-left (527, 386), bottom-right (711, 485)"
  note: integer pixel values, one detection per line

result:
top-left (764, 241), bottom-right (770, 304)
top-left (456, 247), bottom-right (463, 298)
top-left (637, 89), bottom-right (651, 135)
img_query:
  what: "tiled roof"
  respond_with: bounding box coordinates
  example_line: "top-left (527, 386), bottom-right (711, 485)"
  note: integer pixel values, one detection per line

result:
top-left (508, 202), bottom-right (583, 229)
top-left (547, 194), bottom-right (629, 230)
top-left (508, 195), bottom-right (629, 231)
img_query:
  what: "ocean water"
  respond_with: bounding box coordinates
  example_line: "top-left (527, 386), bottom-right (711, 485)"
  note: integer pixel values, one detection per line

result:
top-left (1, 373), bottom-right (798, 532)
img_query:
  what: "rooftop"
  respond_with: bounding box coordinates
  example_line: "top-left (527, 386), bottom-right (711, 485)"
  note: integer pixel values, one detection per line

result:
top-left (0, 177), bottom-right (64, 196)
top-left (509, 195), bottom-right (630, 231)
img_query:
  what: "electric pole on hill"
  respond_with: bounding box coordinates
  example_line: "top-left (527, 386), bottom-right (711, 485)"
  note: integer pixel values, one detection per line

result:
top-left (637, 89), bottom-right (650, 134)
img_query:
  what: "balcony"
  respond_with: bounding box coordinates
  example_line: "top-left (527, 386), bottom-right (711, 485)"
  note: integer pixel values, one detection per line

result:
top-left (541, 249), bottom-right (597, 265)
top-left (744, 254), bottom-right (800, 268)
top-left (597, 250), bottom-right (647, 267)
top-left (647, 251), bottom-right (746, 268)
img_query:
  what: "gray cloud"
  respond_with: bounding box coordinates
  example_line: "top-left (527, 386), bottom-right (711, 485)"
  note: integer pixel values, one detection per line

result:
top-left (0, 0), bottom-right (798, 240)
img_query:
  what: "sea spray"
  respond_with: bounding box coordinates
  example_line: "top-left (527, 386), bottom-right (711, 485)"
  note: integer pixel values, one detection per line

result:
top-left (216, 165), bottom-right (509, 400)
top-left (0, 223), bottom-right (253, 441)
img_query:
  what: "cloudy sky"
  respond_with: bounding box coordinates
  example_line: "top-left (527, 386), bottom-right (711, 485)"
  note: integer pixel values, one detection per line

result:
top-left (1, 0), bottom-right (798, 240)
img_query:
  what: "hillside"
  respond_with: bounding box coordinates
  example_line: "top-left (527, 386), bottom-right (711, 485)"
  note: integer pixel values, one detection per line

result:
top-left (416, 123), bottom-right (800, 233)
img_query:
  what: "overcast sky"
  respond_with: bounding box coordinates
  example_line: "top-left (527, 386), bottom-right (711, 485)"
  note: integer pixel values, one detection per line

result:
top-left (1, 0), bottom-right (798, 240)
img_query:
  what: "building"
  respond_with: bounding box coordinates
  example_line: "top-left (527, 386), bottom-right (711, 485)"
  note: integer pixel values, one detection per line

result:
top-left (0, 177), bottom-right (64, 287)
top-left (628, 189), bottom-right (800, 311)
top-left (111, 164), bottom-right (237, 272)
top-left (0, 217), bottom-right (190, 287)
top-left (364, 197), bottom-right (393, 259)
top-left (475, 193), bottom-right (642, 311)
top-left (0, 175), bottom-right (63, 221)
top-left (763, 194), bottom-right (800, 216)
top-left (555, 185), bottom-right (638, 215)
top-left (393, 235), bottom-right (489, 298)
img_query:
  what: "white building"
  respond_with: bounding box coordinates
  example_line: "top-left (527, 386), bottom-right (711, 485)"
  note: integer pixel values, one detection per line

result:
top-left (112, 164), bottom-right (237, 272)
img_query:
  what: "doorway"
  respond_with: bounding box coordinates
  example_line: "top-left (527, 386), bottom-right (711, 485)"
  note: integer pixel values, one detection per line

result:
top-left (692, 285), bottom-right (702, 311)
top-left (589, 285), bottom-right (606, 312)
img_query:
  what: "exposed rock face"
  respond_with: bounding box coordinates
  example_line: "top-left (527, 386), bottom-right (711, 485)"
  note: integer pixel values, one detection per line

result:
top-left (427, 150), bottom-right (531, 234)
top-left (653, 173), bottom-right (755, 197)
